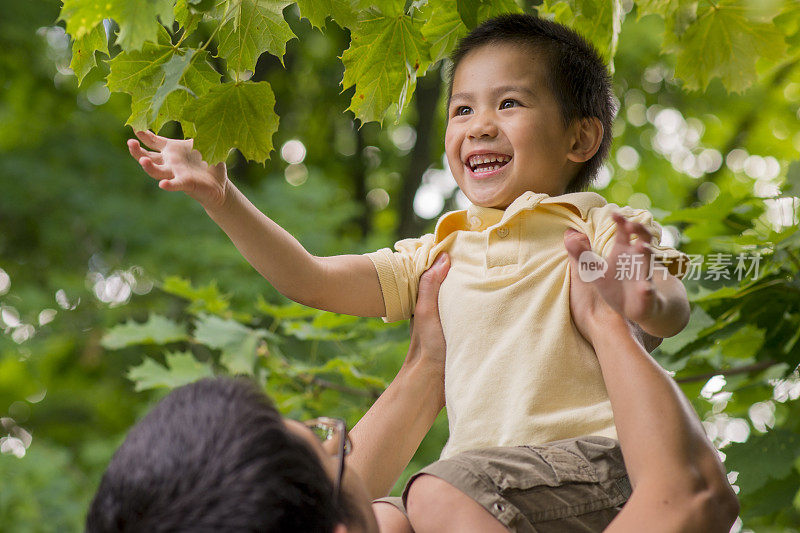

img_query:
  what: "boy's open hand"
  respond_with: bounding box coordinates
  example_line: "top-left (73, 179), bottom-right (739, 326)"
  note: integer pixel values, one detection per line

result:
top-left (564, 213), bottom-right (664, 327)
top-left (127, 130), bottom-right (229, 211)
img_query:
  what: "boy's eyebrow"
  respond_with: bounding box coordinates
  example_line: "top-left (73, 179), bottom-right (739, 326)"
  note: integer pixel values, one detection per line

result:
top-left (449, 85), bottom-right (536, 105)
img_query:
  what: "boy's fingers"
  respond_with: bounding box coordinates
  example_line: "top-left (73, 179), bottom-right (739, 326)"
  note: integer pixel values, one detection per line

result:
top-left (134, 130), bottom-right (167, 151)
top-left (128, 139), bottom-right (163, 164)
top-left (139, 157), bottom-right (173, 180)
top-left (158, 178), bottom-right (182, 191)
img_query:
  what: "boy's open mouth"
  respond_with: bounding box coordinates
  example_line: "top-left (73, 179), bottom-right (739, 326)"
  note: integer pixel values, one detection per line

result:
top-left (467, 153), bottom-right (512, 174)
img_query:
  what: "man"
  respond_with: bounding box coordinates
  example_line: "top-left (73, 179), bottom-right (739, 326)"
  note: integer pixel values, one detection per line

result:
top-left (87, 231), bottom-right (738, 532)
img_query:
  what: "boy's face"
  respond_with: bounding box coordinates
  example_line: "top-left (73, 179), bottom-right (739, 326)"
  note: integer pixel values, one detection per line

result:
top-left (445, 42), bottom-right (579, 209)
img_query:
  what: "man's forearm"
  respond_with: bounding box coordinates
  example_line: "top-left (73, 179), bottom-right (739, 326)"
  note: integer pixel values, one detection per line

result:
top-left (636, 270), bottom-right (690, 338)
top-left (204, 182), bottom-right (385, 316)
top-left (347, 357), bottom-right (444, 499)
top-left (590, 316), bottom-right (738, 531)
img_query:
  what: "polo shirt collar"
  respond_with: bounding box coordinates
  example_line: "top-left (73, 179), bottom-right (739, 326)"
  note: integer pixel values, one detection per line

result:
top-left (434, 190), bottom-right (608, 242)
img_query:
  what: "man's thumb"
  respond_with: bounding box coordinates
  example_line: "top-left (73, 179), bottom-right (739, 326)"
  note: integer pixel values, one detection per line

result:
top-left (417, 253), bottom-right (450, 309)
top-left (564, 228), bottom-right (591, 262)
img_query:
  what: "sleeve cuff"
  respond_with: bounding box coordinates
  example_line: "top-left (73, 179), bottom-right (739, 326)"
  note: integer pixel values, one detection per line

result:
top-left (365, 249), bottom-right (411, 322)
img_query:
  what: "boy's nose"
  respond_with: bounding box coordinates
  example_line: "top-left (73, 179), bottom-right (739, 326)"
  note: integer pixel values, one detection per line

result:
top-left (467, 112), bottom-right (499, 139)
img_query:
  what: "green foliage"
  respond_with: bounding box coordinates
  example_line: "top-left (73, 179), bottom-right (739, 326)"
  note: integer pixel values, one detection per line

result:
top-left (100, 314), bottom-right (188, 349)
top-left (69, 23), bottom-right (108, 86)
top-left (672, 2), bottom-right (787, 93)
top-left (127, 350), bottom-right (215, 390)
top-left (340, 4), bottom-right (432, 124)
top-left (4, 0), bottom-right (800, 528)
top-left (216, 0), bottom-right (295, 71)
top-left (56, 0), bottom-right (797, 163)
top-left (182, 80), bottom-right (279, 164)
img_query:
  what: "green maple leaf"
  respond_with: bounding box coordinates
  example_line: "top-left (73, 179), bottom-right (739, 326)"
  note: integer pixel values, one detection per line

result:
top-left (674, 3), bottom-right (788, 93)
top-left (456, 0), bottom-right (481, 29)
top-left (174, 0), bottom-right (202, 36)
top-left (193, 313), bottom-right (257, 350)
top-left (58, 0), bottom-right (107, 41)
top-left (150, 50), bottom-right (196, 121)
top-left (475, 0), bottom-right (522, 23)
top-left (216, 0), bottom-right (295, 71)
top-left (295, 0), bottom-right (358, 30)
top-left (775, 3), bottom-right (800, 53)
top-left (539, 0), bottom-right (621, 63)
top-left (127, 351), bottom-right (214, 391)
top-left (161, 276), bottom-right (231, 314)
top-left (101, 314), bottom-right (188, 350)
top-left (113, 0), bottom-right (175, 51)
top-left (106, 27), bottom-right (221, 132)
top-left (420, 0), bottom-right (468, 65)
top-left (151, 55), bottom-right (220, 134)
top-left (193, 314), bottom-right (269, 374)
top-left (105, 25), bottom-right (175, 95)
top-left (182, 81), bottom-right (279, 164)
top-left (69, 22), bottom-right (109, 86)
top-left (340, 7), bottom-right (432, 124)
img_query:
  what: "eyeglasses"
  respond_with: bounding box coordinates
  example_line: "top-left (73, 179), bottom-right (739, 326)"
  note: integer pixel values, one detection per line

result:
top-left (303, 417), bottom-right (352, 499)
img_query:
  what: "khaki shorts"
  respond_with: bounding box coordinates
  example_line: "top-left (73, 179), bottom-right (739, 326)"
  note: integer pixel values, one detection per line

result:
top-left (374, 436), bottom-right (631, 532)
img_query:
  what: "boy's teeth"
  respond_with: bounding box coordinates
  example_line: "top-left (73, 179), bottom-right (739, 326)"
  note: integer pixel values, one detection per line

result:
top-left (468, 154), bottom-right (511, 167)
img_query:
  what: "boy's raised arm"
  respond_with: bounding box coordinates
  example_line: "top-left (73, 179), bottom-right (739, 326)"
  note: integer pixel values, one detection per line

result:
top-left (129, 130), bottom-right (386, 318)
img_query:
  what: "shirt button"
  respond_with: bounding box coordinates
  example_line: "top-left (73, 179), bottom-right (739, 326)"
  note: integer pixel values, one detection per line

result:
top-left (496, 227), bottom-right (509, 238)
top-left (469, 215), bottom-right (482, 228)
top-left (494, 502), bottom-right (505, 513)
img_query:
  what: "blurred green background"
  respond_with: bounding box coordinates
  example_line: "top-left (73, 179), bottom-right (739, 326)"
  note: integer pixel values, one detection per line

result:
top-left (2, 1), bottom-right (800, 531)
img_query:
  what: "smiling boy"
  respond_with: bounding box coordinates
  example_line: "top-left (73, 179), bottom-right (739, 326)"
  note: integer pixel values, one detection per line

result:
top-left (129, 13), bottom-right (691, 532)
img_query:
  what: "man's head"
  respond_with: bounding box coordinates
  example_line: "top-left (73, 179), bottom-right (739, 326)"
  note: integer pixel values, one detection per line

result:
top-left (86, 377), bottom-right (376, 532)
top-left (444, 13), bottom-right (615, 208)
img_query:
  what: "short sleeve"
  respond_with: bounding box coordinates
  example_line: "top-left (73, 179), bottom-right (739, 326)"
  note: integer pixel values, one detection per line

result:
top-left (364, 233), bottom-right (438, 322)
top-left (587, 204), bottom-right (690, 279)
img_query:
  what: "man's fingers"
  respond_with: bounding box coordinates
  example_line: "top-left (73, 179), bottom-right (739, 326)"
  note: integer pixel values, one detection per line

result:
top-left (612, 212), bottom-right (654, 248)
top-left (563, 228), bottom-right (591, 261)
top-left (128, 139), bottom-right (163, 164)
top-left (134, 129), bottom-right (168, 151)
top-left (139, 157), bottom-right (173, 180)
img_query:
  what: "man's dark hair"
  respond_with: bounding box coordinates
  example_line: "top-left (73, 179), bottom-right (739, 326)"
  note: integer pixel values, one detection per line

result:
top-left (447, 13), bottom-right (616, 193)
top-left (86, 377), bottom-right (349, 532)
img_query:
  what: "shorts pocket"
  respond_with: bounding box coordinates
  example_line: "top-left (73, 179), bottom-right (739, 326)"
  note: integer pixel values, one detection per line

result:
top-left (479, 445), bottom-right (628, 524)
top-left (480, 445), bottom-right (597, 492)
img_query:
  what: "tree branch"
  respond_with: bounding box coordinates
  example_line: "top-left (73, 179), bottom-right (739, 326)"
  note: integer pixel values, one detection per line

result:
top-left (301, 373), bottom-right (381, 399)
top-left (675, 359), bottom-right (778, 383)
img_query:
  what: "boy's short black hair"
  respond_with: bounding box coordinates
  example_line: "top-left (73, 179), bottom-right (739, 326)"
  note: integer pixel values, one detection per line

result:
top-left (86, 377), bottom-right (349, 532)
top-left (446, 13), bottom-right (615, 193)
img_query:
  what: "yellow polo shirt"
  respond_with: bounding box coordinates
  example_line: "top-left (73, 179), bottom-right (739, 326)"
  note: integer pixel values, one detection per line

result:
top-left (366, 190), bottom-right (689, 459)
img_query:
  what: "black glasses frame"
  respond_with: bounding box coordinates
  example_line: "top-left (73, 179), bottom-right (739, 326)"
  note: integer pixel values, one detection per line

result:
top-left (303, 416), bottom-right (352, 499)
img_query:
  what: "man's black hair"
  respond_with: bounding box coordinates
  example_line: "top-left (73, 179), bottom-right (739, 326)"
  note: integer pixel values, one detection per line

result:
top-left (86, 377), bottom-right (349, 532)
top-left (446, 13), bottom-right (615, 193)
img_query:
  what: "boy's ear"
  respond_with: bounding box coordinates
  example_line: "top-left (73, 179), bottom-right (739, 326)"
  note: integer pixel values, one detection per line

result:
top-left (566, 117), bottom-right (603, 163)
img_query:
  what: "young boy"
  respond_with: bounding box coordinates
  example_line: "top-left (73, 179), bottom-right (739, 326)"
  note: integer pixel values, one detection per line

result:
top-left (128, 13), bottom-right (691, 531)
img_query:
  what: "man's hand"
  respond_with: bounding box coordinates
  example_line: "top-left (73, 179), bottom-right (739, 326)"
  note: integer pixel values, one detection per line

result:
top-left (127, 130), bottom-right (230, 212)
top-left (347, 252), bottom-right (450, 499)
top-left (592, 212), bottom-right (666, 324)
top-left (570, 212), bottom-right (672, 329)
top-left (406, 252), bottom-right (450, 375)
top-left (564, 228), bottom-right (625, 346)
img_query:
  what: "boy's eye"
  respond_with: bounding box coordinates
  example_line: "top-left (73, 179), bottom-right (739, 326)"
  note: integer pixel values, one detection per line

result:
top-left (500, 99), bottom-right (518, 109)
top-left (454, 106), bottom-right (471, 116)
